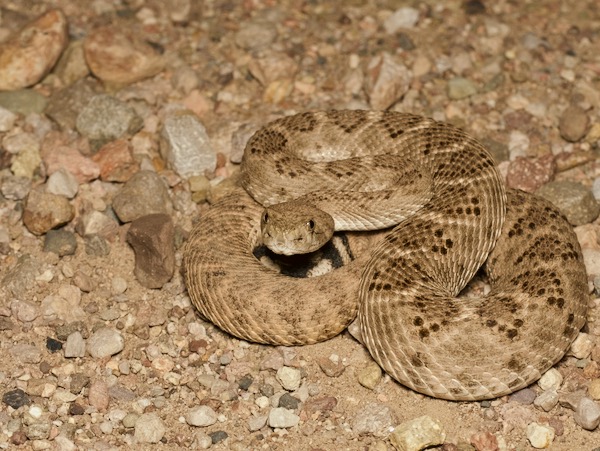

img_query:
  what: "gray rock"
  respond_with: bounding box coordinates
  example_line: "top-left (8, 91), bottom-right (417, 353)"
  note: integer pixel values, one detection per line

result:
top-left (160, 112), bottom-right (216, 178)
top-left (86, 327), bottom-right (124, 358)
top-left (0, 89), bottom-right (48, 115)
top-left (248, 414), bottom-right (268, 432)
top-left (43, 229), bottom-right (77, 256)
top-left (45, 78), bottom-right (101, 130)
top-left (448, 77), bottom-right (478, 99)
top-left (559, 105), bottom-right (590, 142)
top-left (46, 168), bottom-right (79, 199)
top-left (0, 175), bottom-right (31, 200)
top-left (351, 402), bottom-right (393, 436)
top-left (186, 405), bottom-right (218, 427)
top-left (536, 181), bottom-right (600, 226)
top-left (534, 389), bottom-right (559, 412)
top-left (390, 415), bottom-right (446, 451)
top-left (133, 413), bottom-right (166, 444)
top-left (84, 234), bottom-right (110, 257)
top-left (76, 94), bottom-right (143, 143)
top-left (278, 393), bottom-right (300, 410)
top-left (64, 331), bottom-right (86, 358)
top-left (268, 407), bottom-right (300, 428)
top-left (112, 171), bottom-right (173, 223)
top-left (25, 421), bottom-right (51, 440)
top-left (126, 214), bottom-right (175, 289)
top-left (508, 388), bottom-right (536, 405)
top-left (1, 254), bottom-right (41, 297)
top-left (77, 210), bottom-right (119, 240)
top-left (10, 343), bottom-right (42, 364)
top-left (574, 397), bottom-right (600, 430)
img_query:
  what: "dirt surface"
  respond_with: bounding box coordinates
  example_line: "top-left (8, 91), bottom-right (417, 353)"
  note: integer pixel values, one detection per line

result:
top-left (1, 0), bottom-right (600, 450)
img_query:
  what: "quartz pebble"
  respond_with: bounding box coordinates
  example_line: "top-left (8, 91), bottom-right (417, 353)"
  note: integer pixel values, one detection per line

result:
top-left (160, 112), bottom-right (216, 178)
top-left (268, 407), bottom-right (299, 428)
top-left (538, 368), bottom-right (563, 391)
top-left (276, 366), bottom-right (302, 391)
top-left (186, 406), bottom-right (218, 427)
top-left (46, 168), bottom-right (79, 198)
top-left (526, 422), bottom-right (555, 448)
top-left (390, 416), bottom-right (446, 451)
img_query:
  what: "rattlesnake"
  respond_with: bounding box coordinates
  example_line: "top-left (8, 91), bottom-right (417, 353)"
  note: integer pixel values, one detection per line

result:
top-left (183, 110), bottom-right (588, 400)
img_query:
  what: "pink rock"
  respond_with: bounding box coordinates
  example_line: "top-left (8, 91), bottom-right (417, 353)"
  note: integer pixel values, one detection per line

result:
top-left (506, 154), bottom-right (555, 192)
top-left (470, 431), bottom-right (499, 451)
top-left (0, 10), bottom-right (68, 91)
top-left (91, 139), bottom-right (139, 182)
top-left (41, 132), bottom-right (100, 183)
top-left (83, 26), bottom-right (165, 85)
top-left (88, 380), bottom-right (109, 412)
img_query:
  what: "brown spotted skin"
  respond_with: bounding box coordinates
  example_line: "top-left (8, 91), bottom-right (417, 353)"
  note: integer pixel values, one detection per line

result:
top-left (183, 110), bottom-right (588, 400)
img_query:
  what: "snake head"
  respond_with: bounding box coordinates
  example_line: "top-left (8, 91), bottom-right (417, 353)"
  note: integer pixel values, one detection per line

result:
top-left (260, 201), bottom-right (335, 255)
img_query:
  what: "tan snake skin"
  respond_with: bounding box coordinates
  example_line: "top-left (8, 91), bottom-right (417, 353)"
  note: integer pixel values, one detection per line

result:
top-left (183, 110), bottom-right (588, 400)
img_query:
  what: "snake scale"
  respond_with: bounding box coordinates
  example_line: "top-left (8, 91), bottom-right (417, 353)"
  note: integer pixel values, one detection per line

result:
top-left (183, 110), bottom-right (588, 400)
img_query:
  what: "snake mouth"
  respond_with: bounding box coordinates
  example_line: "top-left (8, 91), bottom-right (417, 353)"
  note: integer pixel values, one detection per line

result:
top-left (252, 233), bottom-right (355, 278)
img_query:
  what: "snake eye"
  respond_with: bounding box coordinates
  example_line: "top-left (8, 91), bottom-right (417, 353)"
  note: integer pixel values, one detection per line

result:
top-left (307, 219), bottom-right (315, 230)
top-left (262, 212), bottom-right (269, 223)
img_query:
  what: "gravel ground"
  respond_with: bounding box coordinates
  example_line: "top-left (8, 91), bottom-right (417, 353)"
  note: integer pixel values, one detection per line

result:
top-left (1, 1), bottom-right (600, 450)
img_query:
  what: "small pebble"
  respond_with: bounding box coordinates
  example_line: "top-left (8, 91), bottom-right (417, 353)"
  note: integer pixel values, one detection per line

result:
top-left (390, 415), bottom-right (446, 451)
top-left (358, 361), bottom-right (383, 389)
top-left (526, 422), bottom-right (555, 448)
top-left (276, 366), bottom-right (302, 391)
top-left (43, 229), bottom-right (77, 256)
top-left (248, 414), bottom-right (268, 432)
top-left (278, 393), bottom-right (300, 410)
top-left (588, 379), bottom-right (600, 400)
top-left (351, 402), bottom-right (393, 436)
top-left (64, 332), bottom-right (86, 358)
top-left (447, 77), bottom-right (478, 100)
top-left (134, 413), bottom-right (166, 444)
top-left (569, 332), bottom-right (595, 359)
top-left (559, 105), bottom-right (590, 142)
top-left (186, 405), bottom-right (218, 427)
top-left (574, 397), bottom-right (600, 430)
top-left (2, 389), bottom-right (31, 409)
top-left (46, 168), bottom-right (79, 199)
top-left (268, 407), bottom-right (300, 428)
top-left (86, 327), bottom-right (124, 358)
top-left (209, 430), bottom-right (228, 444)
top-left (536, 182), bottom-right (600, 226)
top-left (538, 368), bottom-right (563, 391)
top-left (534, 389), bottom-right (559, 412)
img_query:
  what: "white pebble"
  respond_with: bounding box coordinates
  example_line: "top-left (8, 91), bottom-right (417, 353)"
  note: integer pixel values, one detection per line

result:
top-left (29, 405), bottom-right (43, 419)
top-left (186, 405), bottom-right (217, 427)
top-left (526, 422), bottom-right (555, 448)
top-left (538, 368), bottom-right (563, 391)
top-left (268, 407), bottom-right (299, 428)
top-left (276, 366), bottom-right (302, 391)
top-left (569, 332), bottom-right (595, 359)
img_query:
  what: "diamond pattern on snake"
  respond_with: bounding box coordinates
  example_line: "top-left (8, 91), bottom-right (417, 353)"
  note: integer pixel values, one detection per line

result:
top-left (183, 110), bottom-right (588, 401)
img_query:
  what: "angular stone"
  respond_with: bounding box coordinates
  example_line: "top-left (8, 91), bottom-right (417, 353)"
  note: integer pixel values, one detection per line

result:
top-left (0, 89), bottom-right (47, 115)
top-left (86, 328), bottom-right (124, 358)
top-left (43, 229), bottom-right (77, 256)
top-left (268, 407), bottom-right (299, 428)
top-left (366, 53), bottom-right (411, 110)
top-left (127, 214), bottom-right (175, 289)
top-left (112, 171), bottom-right (172, 222)
top-left (390, 416), bottom-right (446, 451)
top-left (46, 168), bottom-right (79, 198)
top-left (45, 78), bottom-right (101, 130)
top-left (23, 187), bottom-right (74, 235)
top-left (0, 10), bottom-right (68, 91)
top-left (160, 112), bottom-right (216, 178)
top-left (91, 139), bottom-right (139, 182)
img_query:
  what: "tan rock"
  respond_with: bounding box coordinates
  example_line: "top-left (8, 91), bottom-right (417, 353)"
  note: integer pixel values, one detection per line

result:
top-left (83, 26), bottom-right (165, 85)
top-left (0, 10), bottom-right (68, 91)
